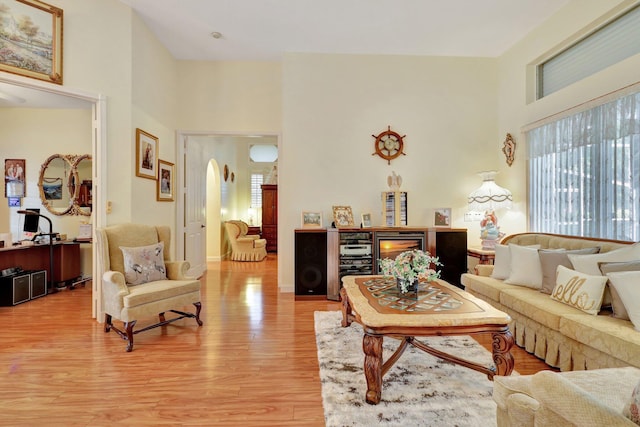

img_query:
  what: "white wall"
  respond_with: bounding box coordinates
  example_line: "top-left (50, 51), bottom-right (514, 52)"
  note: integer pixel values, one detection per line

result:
top-left (280, 53), bottom-right (500, 291)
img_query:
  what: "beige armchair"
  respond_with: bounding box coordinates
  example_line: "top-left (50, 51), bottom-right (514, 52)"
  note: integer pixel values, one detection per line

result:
top-left (224, 220), bottom-right (267, 261)
top-left (96, 223), bottom-right (203, 352)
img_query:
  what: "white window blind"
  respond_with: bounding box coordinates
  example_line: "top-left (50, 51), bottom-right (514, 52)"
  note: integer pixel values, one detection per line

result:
top-left (250, 173), bottom-right (264, 208)
top-left (527, 89), bottom-right (640, 241)
top-left (538, 5), bottom-right (640, 99)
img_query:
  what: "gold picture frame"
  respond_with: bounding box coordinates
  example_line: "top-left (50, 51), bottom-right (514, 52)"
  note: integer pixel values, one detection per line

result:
top-left (0, 0), bottom-right (63, 84)
top-left (135, 128), bottom-right (158, 180)
top-left (332, 205), bottom-right (354, 229)
top-left (156, 159), bottom-right (174, 202)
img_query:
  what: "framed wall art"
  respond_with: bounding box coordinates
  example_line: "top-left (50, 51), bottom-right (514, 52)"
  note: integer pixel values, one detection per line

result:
top-left (434, 208), bottom-right (452, 228)
top-left (4, 158), bottom-right (25, 197)
top-left (135, 128), bottom-right (158, 180)
top-left (0, 0), bottom-right (63, 84)
top-left (157, 159), bottom-right (174, 202)
top-left (332, 205), bottom-right (354, 229)
top-left (301, 211), bottom-right (323, 229)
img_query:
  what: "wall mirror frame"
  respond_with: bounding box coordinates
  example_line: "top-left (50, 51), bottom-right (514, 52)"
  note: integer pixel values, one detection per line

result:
top-left (38, 154), bottom-right (92, 216)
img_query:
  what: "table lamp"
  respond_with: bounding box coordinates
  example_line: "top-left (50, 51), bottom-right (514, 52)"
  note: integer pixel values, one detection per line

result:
top-left (467, 171), bottom-right (512, 249)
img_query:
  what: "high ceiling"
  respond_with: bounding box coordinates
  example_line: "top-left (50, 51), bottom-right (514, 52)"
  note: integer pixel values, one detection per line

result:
top-left (1, 1), bottom-right (572, 108)
top-left (121, 0), bottom-right (570, 61)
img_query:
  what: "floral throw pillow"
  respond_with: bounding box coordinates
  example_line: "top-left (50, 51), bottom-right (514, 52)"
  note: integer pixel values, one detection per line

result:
top-left (624, 379), bottom-right (640, 425)
top-left (120, 242), bottom-right (167, 285)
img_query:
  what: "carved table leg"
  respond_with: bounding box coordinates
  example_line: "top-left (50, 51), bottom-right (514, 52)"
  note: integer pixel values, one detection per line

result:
top-left (340, 288), bottom-right (352, 327)
top-left (491, 330), bottom-right (514, 378)
top-left (363, 333), bottom-right (383, 404)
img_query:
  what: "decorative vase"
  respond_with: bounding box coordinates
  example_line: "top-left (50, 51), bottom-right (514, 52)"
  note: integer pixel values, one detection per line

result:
top-left (396, 278), bottom-right (419, 294)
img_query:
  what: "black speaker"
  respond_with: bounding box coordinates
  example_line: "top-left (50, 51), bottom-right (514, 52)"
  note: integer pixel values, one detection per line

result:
top-left (295, 231), bottom-right (327, 296)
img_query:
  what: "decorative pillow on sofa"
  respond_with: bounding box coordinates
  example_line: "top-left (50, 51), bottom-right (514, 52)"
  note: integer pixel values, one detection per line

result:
top-left (551, 265), bottom-right (608, 315)
top-left (624, 378), bottom-right (640, 425)
top-left (605, 271), bottom-right (640, 331)
top-left (120, 242), bottom-right (167, 285)
top-left (598, 261), bottom-right (640, 320)
top-left (504, 244), bottom-right (543, 289)
top-left (491, 244), bottom-right (540, 280)
top-left (568, 242), bottom-right (640, 276)
top-left (538, 247), bottom-right (600, 294)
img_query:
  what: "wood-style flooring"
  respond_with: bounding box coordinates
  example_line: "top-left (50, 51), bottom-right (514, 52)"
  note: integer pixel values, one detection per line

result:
top-left (0, 254), bottom-right (553, 426)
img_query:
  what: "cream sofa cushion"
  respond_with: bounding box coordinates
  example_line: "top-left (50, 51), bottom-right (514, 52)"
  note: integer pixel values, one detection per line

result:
top-left (599, 261), bottom-right (640, 319)
top-left (568, 242), bottom-right (640, 275)
top-left (505, 244), bottom-right (543, 289)
top-left (607, 271), bottom-right (640, 331)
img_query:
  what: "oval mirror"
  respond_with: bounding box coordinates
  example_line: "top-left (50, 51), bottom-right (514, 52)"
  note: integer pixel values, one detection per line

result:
top-left (70, 154), bottom-right (92, 216)
top-left (38, 154), bottom-right (74, 216)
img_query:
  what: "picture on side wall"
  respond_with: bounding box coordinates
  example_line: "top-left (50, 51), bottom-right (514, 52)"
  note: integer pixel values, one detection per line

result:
top-left (0, 0), bottom-right (64, 84)
top-left (4, 158), bottom-right (25, 197)
top-left (136, 128), bottom-right (158, 180)
top-left (434, 208), bottom-right (452, 228)
top-left (157, 159), bottom-right (174, 202)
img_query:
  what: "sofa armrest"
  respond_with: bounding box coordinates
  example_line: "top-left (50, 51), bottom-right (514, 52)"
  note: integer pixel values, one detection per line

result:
top-left (501, 393), bottom-right (539, 427)
top-left (475, 264), bottom-right (495, 277)
top-left (165, 260), bottom-right (196, 280)
top-left (532, 371), bottom-right (635, 426)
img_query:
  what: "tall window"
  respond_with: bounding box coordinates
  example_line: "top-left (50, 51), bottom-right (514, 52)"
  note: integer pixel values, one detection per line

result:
top-left (527, 89), bottom-right (640, 241)
top-left (250, 173), bottom-right (264, 208)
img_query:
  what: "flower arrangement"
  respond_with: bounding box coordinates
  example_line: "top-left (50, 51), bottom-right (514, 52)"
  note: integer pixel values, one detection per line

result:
top-left (378, 249), bottom-right (442, 293)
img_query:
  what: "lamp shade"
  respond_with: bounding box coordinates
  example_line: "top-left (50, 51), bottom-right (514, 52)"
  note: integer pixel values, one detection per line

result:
top-left (467, 171), bottom-right (512, 212)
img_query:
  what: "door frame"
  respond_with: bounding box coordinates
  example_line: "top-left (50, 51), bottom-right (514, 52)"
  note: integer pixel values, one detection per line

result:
top-left (175, 130), bottom-right (280, 264)
top-left (0, 73), bottom-right (106, 319)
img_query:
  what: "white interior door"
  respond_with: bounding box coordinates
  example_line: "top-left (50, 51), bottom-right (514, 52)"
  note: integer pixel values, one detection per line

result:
top-left (184, 138), bottom-right (206, 277)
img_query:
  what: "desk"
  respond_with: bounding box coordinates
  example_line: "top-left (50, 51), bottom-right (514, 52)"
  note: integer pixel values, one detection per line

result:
top-left (0, 242), bottom-right (81, 288)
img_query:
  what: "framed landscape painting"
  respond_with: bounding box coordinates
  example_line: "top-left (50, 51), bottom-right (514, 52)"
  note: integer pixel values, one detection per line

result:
top-left (301, 211), bottom-right (323, 229)
top-left (0, 0), bottom-right (64, 84)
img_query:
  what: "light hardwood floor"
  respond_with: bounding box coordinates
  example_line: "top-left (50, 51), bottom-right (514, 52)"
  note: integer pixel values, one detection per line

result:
top-left (0, 254), bottom-right (552, 426)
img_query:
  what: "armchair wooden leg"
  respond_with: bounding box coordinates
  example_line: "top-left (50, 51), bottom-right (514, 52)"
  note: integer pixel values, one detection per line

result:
top-left (124, 321), bottom-right (136, 352)
top-left (194, 302), bottom-right (203, 326)
top-left (159, 312), bottom-right (166, 323)
top-left (104, 314), bottom-right (112, 332)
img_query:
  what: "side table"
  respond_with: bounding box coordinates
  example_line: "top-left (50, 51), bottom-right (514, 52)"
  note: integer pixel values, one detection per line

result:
top-left (467, 246), bottom-right (495, 265)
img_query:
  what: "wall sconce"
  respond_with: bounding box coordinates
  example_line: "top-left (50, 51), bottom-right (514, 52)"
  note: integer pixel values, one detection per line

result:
top-left (467, 171), bottom-right (512, 249)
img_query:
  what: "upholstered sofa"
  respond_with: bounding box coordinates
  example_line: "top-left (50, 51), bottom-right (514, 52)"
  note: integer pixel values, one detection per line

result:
top-left (461, 233), bottom-right (640, 371)
top-left (494, 366), bottom-right (640, 426)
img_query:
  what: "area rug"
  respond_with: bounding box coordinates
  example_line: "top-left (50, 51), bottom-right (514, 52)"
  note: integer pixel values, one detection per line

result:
top-left (315, 310), bottom-right (509, 427)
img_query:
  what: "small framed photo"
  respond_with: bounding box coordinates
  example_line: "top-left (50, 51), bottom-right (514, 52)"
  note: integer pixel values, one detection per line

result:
top-left (434, 208), bottom-right (452, 228)
top-left (157, 160), bottom-right (174, 201)
top-left (136, 128), bottom-right (158, 180)
top-left (0, 0), bottom-right (64, 85)
top-left (301, 211), bottom-right (323, 229)
top-left (332, 205), bottom-right (354, 229)
top-left (361, 213), bottom-right (372, 228)
top-left (4, 158), bottom-right (25, 197)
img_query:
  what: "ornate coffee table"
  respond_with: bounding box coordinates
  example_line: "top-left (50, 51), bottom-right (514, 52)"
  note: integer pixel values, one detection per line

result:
top-left (340, 275), bottom-right (514, 405)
